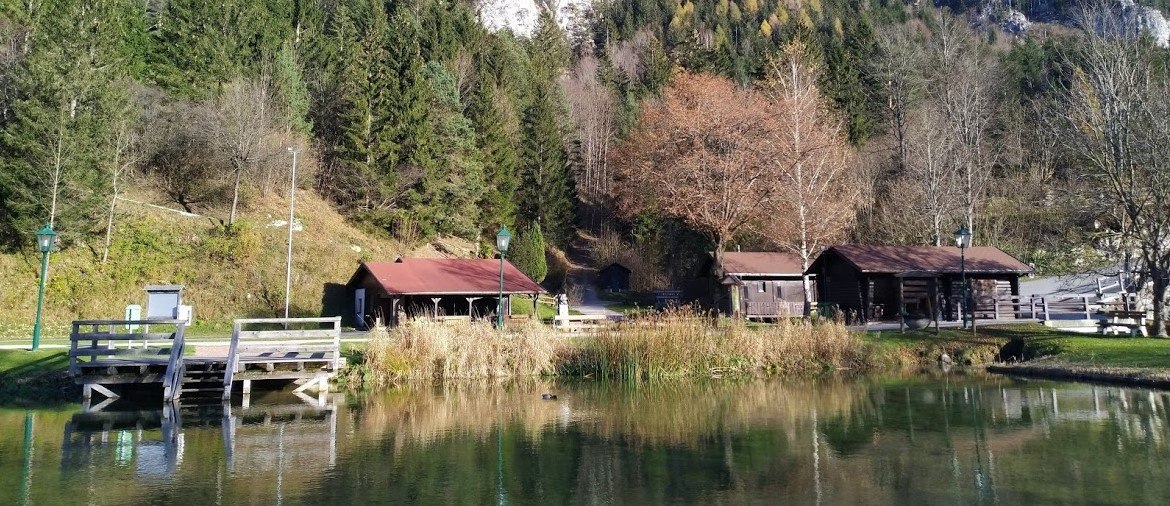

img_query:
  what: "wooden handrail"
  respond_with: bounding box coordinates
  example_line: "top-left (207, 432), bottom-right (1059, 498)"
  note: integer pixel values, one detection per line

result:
top-left (223, 317), bottom-right (341, 400)
top-left (162, 325), bottom-right (186, 401)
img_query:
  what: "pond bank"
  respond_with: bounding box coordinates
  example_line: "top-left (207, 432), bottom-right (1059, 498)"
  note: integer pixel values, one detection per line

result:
top-left (987, 360), bottom-right (1170, 389)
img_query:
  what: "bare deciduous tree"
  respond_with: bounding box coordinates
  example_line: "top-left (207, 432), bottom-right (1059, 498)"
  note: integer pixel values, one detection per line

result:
top-left (760, 41), bottom-right (859, 311)
top-left (562, 54), bottom-right (618, 225)
top-left (1057, 1), bottom-right (1170, 336)
top-left (216, 76), bottom-right (273, 226)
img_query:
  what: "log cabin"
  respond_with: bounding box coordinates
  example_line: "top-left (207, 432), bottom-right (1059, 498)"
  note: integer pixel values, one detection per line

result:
top-left (808, 245), bottom-right (1032, 323)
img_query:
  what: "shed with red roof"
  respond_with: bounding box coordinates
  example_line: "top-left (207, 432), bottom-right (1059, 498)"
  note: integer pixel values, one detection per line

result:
top-left (346, 258), bottom-right (546, 327)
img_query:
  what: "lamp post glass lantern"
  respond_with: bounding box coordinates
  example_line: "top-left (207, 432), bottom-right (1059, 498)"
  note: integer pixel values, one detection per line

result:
top-left (954, 226), bottom-right (972, 329)
top-left (496, 226), bottom-right (511, 329)
top-left (32, 223), bottom-right (56, 350)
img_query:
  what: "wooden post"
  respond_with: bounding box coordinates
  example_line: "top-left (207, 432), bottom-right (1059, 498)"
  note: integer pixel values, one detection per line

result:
top-left (390, 298), bottom-right (401, 327)
top-left (993, 294), bottom-right (1001, 320)
top-left (431, 297), bottom-right (441, 318)
top-left (929, 277), bottom-right (940, 334)
top-left (897, 277), bottom-right (905, 332)
top-left (1083, 295), bottom-right (1091, 320)
top-left (531, 294), bottom-right (538, 320)
top-left (1030, 297), bottom-right (1037, 320)
top-left (1042, 297), bottom-right (1050, 322)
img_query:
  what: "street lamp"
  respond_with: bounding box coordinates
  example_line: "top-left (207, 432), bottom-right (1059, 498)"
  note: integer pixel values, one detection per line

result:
top-left (954, 225), bottom-right (973, 330)
top-left (284, 147), bottom-right (300, 322)
top-left (496, 226), bottom-right (511, 329)
top-left (32, 223), bottom-right (56, 350)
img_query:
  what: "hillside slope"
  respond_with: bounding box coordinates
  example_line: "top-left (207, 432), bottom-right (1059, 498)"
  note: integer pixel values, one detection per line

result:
top-left (0, 189), bottom-right (420, 337)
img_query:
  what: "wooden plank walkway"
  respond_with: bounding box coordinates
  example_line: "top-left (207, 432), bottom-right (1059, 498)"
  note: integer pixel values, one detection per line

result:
top-left (67, 317), bottom-right (342, 408)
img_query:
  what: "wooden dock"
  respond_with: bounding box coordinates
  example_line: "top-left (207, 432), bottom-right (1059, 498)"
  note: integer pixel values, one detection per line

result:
top-left (68, 317), bottom-right (342, 408)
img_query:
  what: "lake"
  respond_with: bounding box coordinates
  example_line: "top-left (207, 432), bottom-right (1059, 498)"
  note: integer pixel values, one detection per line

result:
top-left (2, 372), bottom-right (1168, 504)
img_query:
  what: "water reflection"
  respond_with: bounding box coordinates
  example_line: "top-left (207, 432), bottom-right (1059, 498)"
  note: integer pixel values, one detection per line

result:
top-left (3, 375), bottom-right (1170, 504)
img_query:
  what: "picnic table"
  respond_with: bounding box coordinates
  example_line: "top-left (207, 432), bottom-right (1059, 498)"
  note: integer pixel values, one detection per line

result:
top-left (1097, 310), bottom-right (1149, 337)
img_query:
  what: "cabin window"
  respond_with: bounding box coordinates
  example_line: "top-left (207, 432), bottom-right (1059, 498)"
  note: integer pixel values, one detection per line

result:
top-left (758, 281), bottom-right (766, 293)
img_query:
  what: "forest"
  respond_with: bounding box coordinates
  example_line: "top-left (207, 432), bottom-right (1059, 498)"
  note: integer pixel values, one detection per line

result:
top-left (2, 0), bottom-right (1169, 331)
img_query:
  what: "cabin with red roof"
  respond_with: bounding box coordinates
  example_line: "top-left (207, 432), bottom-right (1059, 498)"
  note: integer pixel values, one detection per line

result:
top-left (808, 245), bottom-right (1033, 323)
top-left (345, 258), bottom-right (546, 327)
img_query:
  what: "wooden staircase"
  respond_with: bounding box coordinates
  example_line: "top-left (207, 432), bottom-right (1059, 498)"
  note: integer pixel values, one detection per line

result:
top-left (178, 359), bottom-right (228, 402)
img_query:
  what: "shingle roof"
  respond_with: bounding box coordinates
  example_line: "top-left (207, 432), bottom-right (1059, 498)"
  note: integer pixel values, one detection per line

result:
top-left (822, 245), bottom-right (1032, 274)
top-left (349, 258), bottom-right (546, 295)
top-left (719, 251), bottom-right (805, 276)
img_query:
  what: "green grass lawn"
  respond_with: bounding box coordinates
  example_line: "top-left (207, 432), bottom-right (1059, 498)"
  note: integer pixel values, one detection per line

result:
top-left (867, 323), bottom-right (1170, 370)
top-left (0, 349), bottom-right (70, 377)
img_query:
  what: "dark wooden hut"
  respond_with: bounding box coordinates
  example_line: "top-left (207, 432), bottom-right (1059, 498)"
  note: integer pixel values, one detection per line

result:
top-left (597, 262), bottom-right (631, 292)
top-left (701, 252), bottom-right (814, 319)
top-left (808, 245), bottom-right (1032, 323)
top-left (346, 258), bottom-right (545, 328)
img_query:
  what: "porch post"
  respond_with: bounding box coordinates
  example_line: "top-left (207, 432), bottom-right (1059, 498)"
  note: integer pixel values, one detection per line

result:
top-left (531, 294), bottom-right (538, 319)
top-left (390, 297), bottom-right (401, 327)
top-left (897, 276), bottom-right (905, 332)
top-left (431, 297), bottom-right (441, 318)
top-left (929, 277), bottom-right (940, 334)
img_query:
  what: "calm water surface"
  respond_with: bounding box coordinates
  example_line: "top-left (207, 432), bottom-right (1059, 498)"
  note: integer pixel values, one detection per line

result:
top-left (2, 372), bottom-right (1169, 505)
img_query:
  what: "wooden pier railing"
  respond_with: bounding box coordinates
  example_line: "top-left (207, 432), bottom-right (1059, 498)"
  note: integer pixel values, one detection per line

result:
top-left (222, 317), bottom-right (342, 400)
top-left (68, 319), bottom-right (189, 405)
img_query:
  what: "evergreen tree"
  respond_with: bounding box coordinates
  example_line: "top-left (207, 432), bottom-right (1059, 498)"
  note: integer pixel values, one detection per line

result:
top-left (332, 0), bottom-right (398, 212)
top-left (468, 71), bottom-right (520, 236)
top-left (0, 0), bottom-right (133, 248)
top-left (517, 82), bottom-right (575, 247)
top-left (509, 223), bottom-right (548, 283)
top-left (415, 62), bottom-right (485, 239)
top-left (385, 7), bottom-right (440, 210)
top-left (273, 41), bottom-right (313, 137)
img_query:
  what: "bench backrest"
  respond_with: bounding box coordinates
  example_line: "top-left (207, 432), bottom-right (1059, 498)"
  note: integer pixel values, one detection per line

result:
top-left (226, 317), bottom-right (342, 371)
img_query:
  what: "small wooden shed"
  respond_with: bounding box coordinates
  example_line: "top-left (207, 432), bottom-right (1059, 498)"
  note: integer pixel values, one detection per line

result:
top-left (346, 258), bottom-right (546, 328)
top-left (702, 251), bottom-right (814, 319)
top-left (597, 263), bottom-right (631, 292)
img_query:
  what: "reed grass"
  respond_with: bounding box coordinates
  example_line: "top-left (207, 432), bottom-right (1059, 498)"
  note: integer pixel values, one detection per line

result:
top-left (349, 310), bottom-right (874, 386)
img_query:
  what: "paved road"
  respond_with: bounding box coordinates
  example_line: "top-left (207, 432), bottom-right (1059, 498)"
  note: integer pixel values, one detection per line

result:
top-left (573, 282), bottom-right (621, 316)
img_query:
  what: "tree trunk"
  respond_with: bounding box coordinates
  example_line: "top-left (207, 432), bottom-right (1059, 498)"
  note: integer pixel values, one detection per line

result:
top-left (228, 164), bottom-right (243, 226)
top-left (102, 166), bottom-right (119, 263)
top-left (1151, 265), bottom-right (1169, 337)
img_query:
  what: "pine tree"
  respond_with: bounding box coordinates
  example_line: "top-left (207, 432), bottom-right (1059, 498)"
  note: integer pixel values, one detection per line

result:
top-left (468, 71), bottom-right (520, 236)
top-left (518, 82), bottom-right (575, 247)
top-left (273, 41), bottom-right (313, 137)
top-left (0, 0), bottom-right (133, 248)
top-left (509, 223), bottom-right (548, 283)
top-left (332, 0), bottom-right (398, 211)
top-left (385, 7), bottom-right (440, 209)
top-left (414, 62), bottom-right (485, 239)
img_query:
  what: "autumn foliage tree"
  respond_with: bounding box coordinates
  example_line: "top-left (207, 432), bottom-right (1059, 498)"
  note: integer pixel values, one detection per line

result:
top-left (760, 42), bottom-right (859, 312)
top-left (611, 72), bottom-right (788, 276)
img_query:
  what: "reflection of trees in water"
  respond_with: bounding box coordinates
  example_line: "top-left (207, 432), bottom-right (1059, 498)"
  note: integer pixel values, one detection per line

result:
top-left (9, 378), bottom-right (1169, 504)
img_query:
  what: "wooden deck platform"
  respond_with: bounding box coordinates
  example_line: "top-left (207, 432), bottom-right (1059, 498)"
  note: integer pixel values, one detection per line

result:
top-left (68, 317), bottom-right (342, 408)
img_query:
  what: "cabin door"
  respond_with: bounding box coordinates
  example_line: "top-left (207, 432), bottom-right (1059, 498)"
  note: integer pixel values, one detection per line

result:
top-left (354, 289), bottom-right (366, 327)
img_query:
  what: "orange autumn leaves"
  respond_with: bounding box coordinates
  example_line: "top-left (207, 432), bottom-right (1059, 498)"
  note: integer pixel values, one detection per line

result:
top-left (612, 42), bottom-right (859, 264)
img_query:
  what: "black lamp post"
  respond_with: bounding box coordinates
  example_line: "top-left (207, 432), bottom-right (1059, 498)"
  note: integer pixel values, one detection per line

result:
top-left (32, 223), bottom-right (56, 351)
top-left (496, 226), bottom-right (511, 329)
top-left (955, 225), bottom-right (972, 330)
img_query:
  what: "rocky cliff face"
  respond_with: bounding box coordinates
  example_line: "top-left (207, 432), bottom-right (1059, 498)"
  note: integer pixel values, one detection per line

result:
top-left (477, 0), bottom-right (592, 37)
top-left (1118, 0), bottom-right (1170, 47)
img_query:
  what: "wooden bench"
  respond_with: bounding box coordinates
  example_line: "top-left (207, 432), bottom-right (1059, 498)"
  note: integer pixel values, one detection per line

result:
top-left (553, 314), bottom-right (619, 333)
top-left (1097, 310), bottom-right (1148, 337)
top-left (223, 317), bottom-right (342, 399)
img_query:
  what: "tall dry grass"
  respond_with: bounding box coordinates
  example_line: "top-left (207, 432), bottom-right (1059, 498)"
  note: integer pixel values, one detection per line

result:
top-left (568, 309), bottom-right (872, 379)
top-left (352, 319), bottom-right (564, 386)
top-left (350, 310), bottom-right (873, 385)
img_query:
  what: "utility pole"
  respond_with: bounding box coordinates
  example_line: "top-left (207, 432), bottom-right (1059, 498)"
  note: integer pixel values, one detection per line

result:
top-left (284, 147), bottom-right (300, 322)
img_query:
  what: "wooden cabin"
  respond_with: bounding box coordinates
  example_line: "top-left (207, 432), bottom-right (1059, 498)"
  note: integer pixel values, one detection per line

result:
top-left (808, 245), bottom-right (1032, 322)
top-left (346, 258), bottom-right (546, 328)
top-left (703, 251), bottom-right (814, 319)
top-left (597, 262), bottom-right (631, 292)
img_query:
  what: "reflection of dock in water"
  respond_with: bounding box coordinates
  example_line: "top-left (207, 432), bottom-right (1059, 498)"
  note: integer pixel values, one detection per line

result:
top-left (61, 393), bottom-right (342, 476)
